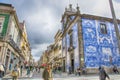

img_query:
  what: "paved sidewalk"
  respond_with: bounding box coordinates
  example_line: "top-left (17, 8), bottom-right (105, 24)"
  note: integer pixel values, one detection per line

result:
top-left (54, 74), bottom-right (120, 80)
top-left (2, 70), bottom-right (29, 79)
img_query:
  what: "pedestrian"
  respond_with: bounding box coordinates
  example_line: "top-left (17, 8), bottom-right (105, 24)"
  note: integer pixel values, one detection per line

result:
top-left (20, 65), bottom-right (23, 76)
top-left (82, 65), bottom-right (87, 75)
top-left (11, 64), bottom-right (20, 80)
top-left (27, 66), bottom-right (30, 77)
top-left (113, 65), bottom-right (119, 74)
top-left (0, 63), bottom-right (4, 78)
top-left (38, 67), bottom-right (41, 73)
top-left (42, 65), bottom-right (53, 80)
top-left (42, 66), bottom-right (49, 80)
top-left (48, 65), bottom-right (53, 80)
top-left (99, 66), bottom-right (110, 80)
top-left (75, 68), bottom-right (78, 76)
top-left (78, 68), bottom-right (81, 76)
top-left (69, 67), bottom-right (72, 74)
top-left (3, 64), bottom-right (6, 76)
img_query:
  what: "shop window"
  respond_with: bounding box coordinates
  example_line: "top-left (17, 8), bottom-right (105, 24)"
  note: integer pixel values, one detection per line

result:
top-left (7, 49), bottom-right (10, 55)
top-left (0, 46), bottom-right (1, 52)
top-left (100, 23), bottom-right (107, 34)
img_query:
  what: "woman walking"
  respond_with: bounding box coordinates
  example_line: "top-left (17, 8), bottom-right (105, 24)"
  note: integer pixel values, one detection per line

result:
top-left (42, 66), bottom-right (49, 80)
top-left (11, 64), bottom-right (20, 80)
top-left (42, 65), bottom-right (53, 80)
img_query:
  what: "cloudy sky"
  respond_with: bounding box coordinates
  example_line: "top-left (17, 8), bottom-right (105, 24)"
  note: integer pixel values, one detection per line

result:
top-left (0, 0), bottom-right (120, 61)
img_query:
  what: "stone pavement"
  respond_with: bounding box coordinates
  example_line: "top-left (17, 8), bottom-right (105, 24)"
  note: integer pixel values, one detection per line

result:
top-left (53, 73), bottom-right (120, 80)
top-left (2, 69), bottom-right (33, 79)
top-left (1, 74), bottom-right (120, 80)
top-left (1, 70), bottom-right (120, 80)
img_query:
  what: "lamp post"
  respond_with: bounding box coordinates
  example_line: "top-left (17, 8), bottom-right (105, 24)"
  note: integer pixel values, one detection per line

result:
top-left (109, 0), bottom-right (120, 54)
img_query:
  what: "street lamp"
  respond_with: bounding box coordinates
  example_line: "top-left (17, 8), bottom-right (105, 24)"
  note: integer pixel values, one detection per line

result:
top-left (109, 0), bottom-right (120, 54)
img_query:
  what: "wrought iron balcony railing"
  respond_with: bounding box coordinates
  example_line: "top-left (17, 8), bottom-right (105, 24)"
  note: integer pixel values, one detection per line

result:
top-left (8, 36), bottom-right (21, 53)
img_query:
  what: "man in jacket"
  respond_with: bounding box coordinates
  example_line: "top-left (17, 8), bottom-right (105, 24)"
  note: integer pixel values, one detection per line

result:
top-left (99, 66), bottom-right (110, 80)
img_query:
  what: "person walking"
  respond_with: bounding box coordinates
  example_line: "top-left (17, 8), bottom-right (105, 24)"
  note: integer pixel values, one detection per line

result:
top-left (0, 63), bottom-right (4, 78)
top-left (42, 65), bottom-right (53, 80)
top-left (11, 64), bottom-right (20, 80)
top-left (113, 65), bottom-right (119, 74)
top-left (68, 67), bottom-right (72, 74)
top-left (20, 65), bottom-right (23, 76)
top-left (99, 66), bottom-right (110, 80)
top-left (75, 68), bottom-right (78, 76)
top-left (26, 66), bottom-right (30, 77)
top-left (48, 65), bottom-right (53, 80)
top-left (42, 66), bottom-right (49, 80)
top-left (82, 65), bottom-right (87, 75)
top-left (78, 68), bottom-right (81, 76)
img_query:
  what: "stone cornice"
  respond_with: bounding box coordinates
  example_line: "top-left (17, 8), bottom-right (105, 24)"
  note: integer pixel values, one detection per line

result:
top-left (81, 14), bottom-right (120, 23)
top-left (0, 3), bottom-right (12, 7)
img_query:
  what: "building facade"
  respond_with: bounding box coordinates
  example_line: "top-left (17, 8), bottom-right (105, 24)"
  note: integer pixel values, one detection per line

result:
top-left (39, 30), bottom-right (62, 68)
top-left (19, 21), bottom-right (31, 66)
top-left (61, 4), bottom-right (120, 73)
top-left (0, 3), bottom-right (32, 71)
top-left (53, 30), bottom-right (62, 67)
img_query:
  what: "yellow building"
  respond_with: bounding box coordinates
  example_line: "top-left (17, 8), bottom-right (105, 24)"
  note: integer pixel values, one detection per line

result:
top-left (19, 21), bottom-right (32, 66)
top-left (53, 30), bottom-right (62, 67)
top-left (40, 51), bottom-right (48, 66)
top-left (47, 44), bottom-right (54, 64)
top-left (39, 30), bottom-right (62, 68)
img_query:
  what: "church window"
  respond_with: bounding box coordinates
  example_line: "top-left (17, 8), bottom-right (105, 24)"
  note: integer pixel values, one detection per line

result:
top-left (100, 23), bottom-right (107, 34)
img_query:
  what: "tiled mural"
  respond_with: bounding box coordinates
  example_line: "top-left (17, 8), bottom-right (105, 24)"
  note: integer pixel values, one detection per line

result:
top-left (82, 18), bottom-right (120, 68)
top-left (72, 23), bottom-right (79, 69)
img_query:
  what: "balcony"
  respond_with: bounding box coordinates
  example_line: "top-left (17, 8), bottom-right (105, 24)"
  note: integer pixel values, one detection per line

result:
top-left (68, 46), bottom-right (75, 52)
top-left (8, 36), bottom-right (21, 53)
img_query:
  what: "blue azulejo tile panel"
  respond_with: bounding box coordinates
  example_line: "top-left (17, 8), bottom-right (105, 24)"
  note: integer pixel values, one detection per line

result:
top-left (86, 56), bottom-right (98, 62)
top-left (82, 19), bottom-right (96, 28)
top-left (98, 46), bottom-right (113, 55)
top-left (72, 23), bottom-right (79, 69)
top-left (83, 28), bottom-right (97, 41)
top-left (84, 45), bottom-right (98, 53)
top-left (66, 34), bottom-right (70, 49)
top-left (84, 41), bottom-right (98, 46)
top-left (72, 24), bottom-right (78, 48)
top-left (82, 18), bottom-right (120, 68)
top-left (98, 38), bottom-right (113, 47)
top-left (85, 61), bottom-right (99, 68)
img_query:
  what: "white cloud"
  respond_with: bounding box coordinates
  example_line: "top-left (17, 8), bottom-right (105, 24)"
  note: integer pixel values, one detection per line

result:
top-left (32, 43), bottom-right (51, 61)
top-left (18, 0), bottom-right (120, 61)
